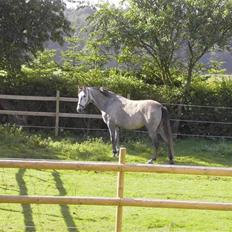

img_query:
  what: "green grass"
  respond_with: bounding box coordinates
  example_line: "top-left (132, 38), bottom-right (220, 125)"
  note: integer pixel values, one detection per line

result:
top-left (0, 126), bottom-right (232, 231)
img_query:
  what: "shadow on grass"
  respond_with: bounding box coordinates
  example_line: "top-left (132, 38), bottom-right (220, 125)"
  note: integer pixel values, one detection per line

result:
top-left (2, 124), bottom-right (232, 167)
top-left (16, 169), bottom-right (36, 232)
top-left (52, 171), bottom-right (79, 232)
top-left (173, 139), bottom-right (232, 167)
top-left (125, 138), bottom-right (232, 167)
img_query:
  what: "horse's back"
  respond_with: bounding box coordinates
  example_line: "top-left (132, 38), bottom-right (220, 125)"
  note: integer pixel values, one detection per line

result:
top-left (106, 98), bottom-right (162, 129)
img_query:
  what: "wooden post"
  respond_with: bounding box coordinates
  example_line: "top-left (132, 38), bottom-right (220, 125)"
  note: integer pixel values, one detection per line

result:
top-left (55, 90), bottom-right (60, 136)
top-left (115, 147), bottom-right (126, 232)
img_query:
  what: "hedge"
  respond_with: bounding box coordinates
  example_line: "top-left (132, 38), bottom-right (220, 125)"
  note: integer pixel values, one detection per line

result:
top-left (0, 71), bottom-right (232, 138)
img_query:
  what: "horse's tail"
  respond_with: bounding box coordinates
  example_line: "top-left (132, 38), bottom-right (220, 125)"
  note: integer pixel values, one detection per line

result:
top-left (161, 106), bottom-right (175, 163)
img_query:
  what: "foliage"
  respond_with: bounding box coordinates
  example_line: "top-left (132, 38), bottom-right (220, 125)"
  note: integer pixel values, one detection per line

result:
top-left (176, 77), bottom-right (232, 137)
top-left (87, 1), bottom-right (184, 85)
top-left (87, 0), bottom-right (232, 95)
top-left (181, 0), bottom-right (232, 94)
top-left (207, 60), bottom-right (226, 75)
top-left (62, 36), bottom-right (108, 71)
top-left (22, 50), bottom-right (62, 79)
top-left (0, 0), bottom-right (71, 73)
top-left (1, 58), bottom-right (232, 137)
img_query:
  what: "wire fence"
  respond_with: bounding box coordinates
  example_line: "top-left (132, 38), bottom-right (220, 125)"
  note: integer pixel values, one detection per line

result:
top-left (0, 92), bottom-right (232, 139)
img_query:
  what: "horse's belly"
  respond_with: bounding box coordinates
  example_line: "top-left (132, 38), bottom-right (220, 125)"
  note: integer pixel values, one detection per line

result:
top-left (123, 122), bottom-right (144, 130)
top-left (116, 114), bottom-right (144, 130)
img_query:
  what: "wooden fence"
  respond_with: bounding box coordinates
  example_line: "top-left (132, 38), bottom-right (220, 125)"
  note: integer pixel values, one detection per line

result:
top-left (0, 147), bottom-right (232, 232)
top-left (1, 91), bottom-right (232, 139)
top-left (0, 91), bottom-right (102, 136)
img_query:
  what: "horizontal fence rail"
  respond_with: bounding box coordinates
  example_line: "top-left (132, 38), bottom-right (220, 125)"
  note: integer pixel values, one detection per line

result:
top-left (0, 196), bottom-right (232, 211)
top-left (0, 92), bottom-right (232, 138)
top-left (0, 110), bottom-right (101, 119)
top-left (2, 94), bottom-right (232, 109)
top-left (0, 159), bottom-right (232, 176)
top-left (0, 148), bottom-right (232, 232)
top-left (0, 94), bottom-right (77, 102)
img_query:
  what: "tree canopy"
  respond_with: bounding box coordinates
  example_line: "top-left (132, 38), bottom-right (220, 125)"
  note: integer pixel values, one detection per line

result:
top-left (0, 0), bottom-right (71, 72)
top-left (87, 0), bottom-right (232, 91)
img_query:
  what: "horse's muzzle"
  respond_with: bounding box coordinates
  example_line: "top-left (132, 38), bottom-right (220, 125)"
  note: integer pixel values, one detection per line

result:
top-left (76, 106), bottom-right (83, 113)
top-left (76, 108), bottom-right (82, 113)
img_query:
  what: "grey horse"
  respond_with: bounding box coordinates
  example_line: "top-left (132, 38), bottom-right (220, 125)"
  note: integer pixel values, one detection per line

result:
top-left (76, 86), bottom-right (175, 164)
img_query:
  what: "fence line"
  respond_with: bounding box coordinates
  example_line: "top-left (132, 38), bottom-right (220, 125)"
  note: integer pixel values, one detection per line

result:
top-left (11, 125), bottom-right (232, 140)
top-left (1, 93), bottom-right (232, 109)
top-left (0, 195), bottom-right (232, 211)
top-left (0, 94), bottom-right (76, 102)
top-left (0, 92), bottom-right (232, 138)
top-left (166, 103), bottom-right (232, 110)
top-left (0, 159), bottom-right (232, 176)
top-left (171, 118), bottom-right (232, 125)
top-left (0, 147), bottom-right (232, 232)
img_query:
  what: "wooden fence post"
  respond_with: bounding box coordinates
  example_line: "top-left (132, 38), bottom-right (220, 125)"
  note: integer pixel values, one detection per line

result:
top-left (115, 147), bottom-right (126, 232)
top-left (55, 90), bottom-right (60, 136)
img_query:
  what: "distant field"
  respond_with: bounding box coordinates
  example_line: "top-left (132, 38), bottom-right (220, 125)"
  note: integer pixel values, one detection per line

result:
top-left (0, 126), bottom-right (232, 232)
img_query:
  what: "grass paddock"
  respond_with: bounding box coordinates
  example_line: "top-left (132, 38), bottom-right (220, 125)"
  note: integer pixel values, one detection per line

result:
top-left (0, 126), bottom-right (232, 231)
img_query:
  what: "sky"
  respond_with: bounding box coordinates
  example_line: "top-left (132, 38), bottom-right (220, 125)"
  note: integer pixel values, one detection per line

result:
top-left (65, 0), bottom-right (124, 8)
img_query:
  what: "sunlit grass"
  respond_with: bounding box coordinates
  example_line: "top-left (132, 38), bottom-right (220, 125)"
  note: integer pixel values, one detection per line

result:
top-left (0, 125), bottom-right (232, 231)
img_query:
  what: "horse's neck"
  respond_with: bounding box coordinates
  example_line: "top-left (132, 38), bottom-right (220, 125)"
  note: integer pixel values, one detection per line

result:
top-left (89, 89), bottom-right (111, 112)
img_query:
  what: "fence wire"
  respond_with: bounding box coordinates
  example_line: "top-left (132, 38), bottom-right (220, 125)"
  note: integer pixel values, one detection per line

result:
top-left (0, 93), bottom-right (232, 140)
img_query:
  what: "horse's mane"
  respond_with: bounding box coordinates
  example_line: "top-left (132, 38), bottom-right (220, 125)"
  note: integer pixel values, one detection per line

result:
top-left (93, 87), bottom-right (118, 99)
top-left (89, 87), bottom-right (125, 101)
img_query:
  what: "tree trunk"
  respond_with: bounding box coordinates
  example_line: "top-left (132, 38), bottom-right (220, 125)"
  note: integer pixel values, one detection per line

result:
top-left (173, 64), bottom-right (193, 136)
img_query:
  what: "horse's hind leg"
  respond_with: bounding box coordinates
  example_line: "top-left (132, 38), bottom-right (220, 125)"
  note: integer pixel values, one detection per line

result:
top-left (158, 126), bottom-right (175, 164)
top-left (147, 133), bottom-right (159, 164)
top-left (115, 127), bottom-right (120, 155)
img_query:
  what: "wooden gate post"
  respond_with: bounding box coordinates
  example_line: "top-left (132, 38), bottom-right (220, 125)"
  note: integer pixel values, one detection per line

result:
top-left (55, 90), bottom-right (60, 136)
top-left (115, 147), bottom-right (126, 232)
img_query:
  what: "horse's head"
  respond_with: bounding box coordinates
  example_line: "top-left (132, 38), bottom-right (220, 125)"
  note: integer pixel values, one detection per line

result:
top-left (76, 87), bottom-right (91, 113)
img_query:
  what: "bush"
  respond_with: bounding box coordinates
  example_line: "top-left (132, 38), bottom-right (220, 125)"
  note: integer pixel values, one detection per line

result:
top-left (1, 70), bottom-right (232, 137)
top-left (178, 77), bottom-right (232, 137)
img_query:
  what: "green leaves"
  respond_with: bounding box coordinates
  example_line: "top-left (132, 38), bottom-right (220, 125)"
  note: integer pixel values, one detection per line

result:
top-left (21, 50), bottom-right (61, 79)
top-left (85, 0), bottom-right (232, 93)
top-left (0, 0), bottom-right (71, 73)
top-left (87, 0), bottom-right (186, 85)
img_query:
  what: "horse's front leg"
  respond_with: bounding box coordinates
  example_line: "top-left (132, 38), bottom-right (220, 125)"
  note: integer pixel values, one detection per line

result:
top-left (107, 122), bottom-right (118, 157)
top-left (102, 113), bottom-right (118, 157)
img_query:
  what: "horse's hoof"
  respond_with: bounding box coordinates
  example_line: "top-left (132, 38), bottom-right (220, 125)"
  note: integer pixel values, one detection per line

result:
top-left (147, 159), bottom-right (154, 164)
top-left (169, 160), bottom-right (175, 165)
top-left (113, 153), bottom-right (118, 158)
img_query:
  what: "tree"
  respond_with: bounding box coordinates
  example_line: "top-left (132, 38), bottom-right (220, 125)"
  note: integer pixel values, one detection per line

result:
top-left (21, 49), bottom-right (61, 79)
top-left (88, 1), bottom-right (185, 85)
top-left (0, 0), bottom-right (71, 72)
top-left (62, 36), bottom-right (107, 71)
top-left (182, 0), bottom-right (232, 95)
top-left (87, 0), bottom-right (232, 92)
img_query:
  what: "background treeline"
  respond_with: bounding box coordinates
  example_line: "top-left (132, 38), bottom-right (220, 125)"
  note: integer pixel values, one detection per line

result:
top-left (1, 0), bottom-right (232, 137)
top-left (1, 63), bottom-right (232, 137)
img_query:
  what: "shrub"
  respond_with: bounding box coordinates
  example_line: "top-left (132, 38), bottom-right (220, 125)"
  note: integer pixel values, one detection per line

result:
top-left (1, 70), bottom-right (232, 137)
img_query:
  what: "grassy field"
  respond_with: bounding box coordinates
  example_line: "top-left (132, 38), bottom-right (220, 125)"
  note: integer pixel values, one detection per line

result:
top-left (0, 126), bottom-right (232, 232)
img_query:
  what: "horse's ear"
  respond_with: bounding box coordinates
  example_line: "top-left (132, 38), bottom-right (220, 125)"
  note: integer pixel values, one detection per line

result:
top-left (99, 87), bottom-right (105, 93)
top-left (78, 86), bottom-right (86, 93)
top-left (99, 87), bottom-right (111, 97)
